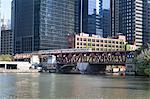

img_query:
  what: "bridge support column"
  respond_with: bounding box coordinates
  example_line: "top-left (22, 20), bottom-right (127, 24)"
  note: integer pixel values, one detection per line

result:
top-left (76, 62), bottom-right (89, 74)
top-left (5, 64), bottom-right (7, 70)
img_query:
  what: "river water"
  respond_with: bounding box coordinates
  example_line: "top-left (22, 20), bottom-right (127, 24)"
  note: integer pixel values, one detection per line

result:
top-left (0, 73), bottom-right (150, 99)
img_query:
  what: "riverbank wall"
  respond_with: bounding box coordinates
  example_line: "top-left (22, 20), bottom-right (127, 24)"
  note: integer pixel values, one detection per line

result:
top-left (0, 69), bottom-right (39, 73)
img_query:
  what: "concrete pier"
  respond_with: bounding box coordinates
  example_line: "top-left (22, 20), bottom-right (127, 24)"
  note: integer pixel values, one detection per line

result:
top-left (0, 61), bottom-right (39, 73)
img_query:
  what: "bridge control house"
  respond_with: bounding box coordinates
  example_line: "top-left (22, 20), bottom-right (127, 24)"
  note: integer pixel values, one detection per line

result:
top-left (67, 33), bottom-right (127, 52)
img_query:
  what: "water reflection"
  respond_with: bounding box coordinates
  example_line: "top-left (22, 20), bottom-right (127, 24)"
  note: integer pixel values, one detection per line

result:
top-left (15, 73), bottom-right (40, 99)
top-left (0, 74), bottom-right (150, 99)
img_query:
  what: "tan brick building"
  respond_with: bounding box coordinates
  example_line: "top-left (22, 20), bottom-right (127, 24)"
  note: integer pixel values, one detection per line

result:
top-left (67, 33), bottom-right (127, 52)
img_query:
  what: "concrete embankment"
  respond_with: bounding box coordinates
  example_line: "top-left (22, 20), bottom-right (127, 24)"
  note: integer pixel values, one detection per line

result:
top-left (0, 69), bottom-right (39, 73)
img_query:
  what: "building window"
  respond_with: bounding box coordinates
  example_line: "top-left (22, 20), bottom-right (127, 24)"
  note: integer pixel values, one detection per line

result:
top-left (92, 48), bottom-right (95, 50)
top-left (92, 44), bottom-right (95, 46)
top-left (88, 43), bottom-right (91, 46)
top-left (88, 39), bottom-right (91, 42)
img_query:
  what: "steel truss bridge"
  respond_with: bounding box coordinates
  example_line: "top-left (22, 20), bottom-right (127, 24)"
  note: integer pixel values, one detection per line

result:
top-left (14, 50), bottom-right (134, 65)
top-left (52, 51), bottom-right (134, 65)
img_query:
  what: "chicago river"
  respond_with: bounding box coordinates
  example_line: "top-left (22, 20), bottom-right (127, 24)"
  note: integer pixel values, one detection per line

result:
top-left (0, 73), bottom-right (150, 99)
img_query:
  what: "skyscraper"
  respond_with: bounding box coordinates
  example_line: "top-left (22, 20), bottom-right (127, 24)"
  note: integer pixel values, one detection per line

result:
top-left (75, 0), bottom-right (103, 36)
top-left (110, 0), bottom-right (120, 36)
top-left (12, 0), bottom-right (75, 53)
top-left (111, 0), bottom-right (150, 47)
top-left (1, 30), bottom-right (13, 55)
top-left (143, 0), bottom-right (150, 45)
top-left (0, 0), bottom-right (1, 53)
top-left (102, 9), bottom-right (111, 38)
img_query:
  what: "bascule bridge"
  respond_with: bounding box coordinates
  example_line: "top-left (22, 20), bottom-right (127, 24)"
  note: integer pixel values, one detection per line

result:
top-left (14, 49), bottom-right (135, 73)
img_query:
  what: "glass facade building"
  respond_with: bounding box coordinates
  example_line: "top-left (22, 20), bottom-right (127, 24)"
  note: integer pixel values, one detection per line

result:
top-left (88, 0), bottom-right (101, 15)
top-left (75, 0), bottom-right (103, 36)
top-left (143, 0), bottom-right (150, 45)
top-left (110, 0), bottom-right (120, 36)
top-left (111, 0), bottom-right (150, 47)
top-left (102, 9), bottom-right (111, 38)
top-left (12, 0), bottom-right (75, 53)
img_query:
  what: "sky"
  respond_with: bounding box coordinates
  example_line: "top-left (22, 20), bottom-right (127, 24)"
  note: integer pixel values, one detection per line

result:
top-left (1, 0), bottom-right (12, 19)
top-left (103, 0), bottom-right (110, 9)
top-left (1, 0), bottom-right (110, 20)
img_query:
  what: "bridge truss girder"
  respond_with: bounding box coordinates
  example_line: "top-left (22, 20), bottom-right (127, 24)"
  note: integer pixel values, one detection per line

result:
top-left (54, 52), bottom-right (130, 65)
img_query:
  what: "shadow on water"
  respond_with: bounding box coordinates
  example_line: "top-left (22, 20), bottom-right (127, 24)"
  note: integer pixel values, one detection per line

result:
top-left (101, 86), bottom-right (150, 91)
top-left (84, 75), bottom-right (150, 91)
